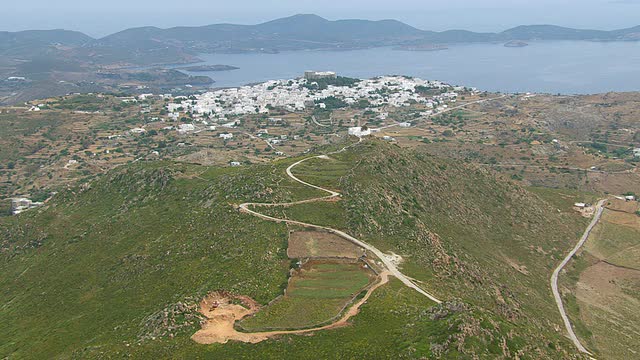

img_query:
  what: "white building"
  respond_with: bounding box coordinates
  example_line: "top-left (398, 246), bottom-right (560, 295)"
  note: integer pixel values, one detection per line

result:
top-left (304, 71), bottom-right (337, 80)
top-left (219, 133), bottom-right (234, 140)
top-left (348, 127), bottom-right (371, 137)
top-left (177, 124), bottom-right (195, 134)
top-left (11, 198), bottom-right (44, 215)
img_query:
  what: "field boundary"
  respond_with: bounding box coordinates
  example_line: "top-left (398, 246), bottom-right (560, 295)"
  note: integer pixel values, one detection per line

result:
top-left (235, 260), bottom-right (378, 333)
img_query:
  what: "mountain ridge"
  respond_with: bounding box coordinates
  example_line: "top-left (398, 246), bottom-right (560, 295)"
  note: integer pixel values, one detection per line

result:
top-left (2, 14), bottom-right (638, 54)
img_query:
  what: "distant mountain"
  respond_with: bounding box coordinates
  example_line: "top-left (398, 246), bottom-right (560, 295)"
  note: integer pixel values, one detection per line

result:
top-left (0, 29), bottom-right (92, 57)
top-left (91, 14), bottom-right (427, 58)
top-left (1, 14), bottom-right (639, 105)
top-left (500, 25), bottom-right (612, 41)
top-left (87, 15), bottom-right (640, 64)
top-left (2, 15), bottom-right (639, 66)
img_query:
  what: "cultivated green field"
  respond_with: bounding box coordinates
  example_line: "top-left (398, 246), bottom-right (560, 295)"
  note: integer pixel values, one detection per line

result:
top-left (238, 261), bottom-right (373, 331)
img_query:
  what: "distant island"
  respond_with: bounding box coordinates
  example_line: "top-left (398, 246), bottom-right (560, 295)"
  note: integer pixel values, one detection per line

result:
top-left (504, 40), bottom-right (529, 48)
top-left (394, 44), bottom-right (448, 52)
top-left (1, 14), bottom-right (639, 104)
top-left (178, 65), bottom-right (240, 72)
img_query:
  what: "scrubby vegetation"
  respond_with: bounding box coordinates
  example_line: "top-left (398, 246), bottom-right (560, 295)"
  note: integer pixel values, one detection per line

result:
top-left (0, 140), bottom-right (591, 358)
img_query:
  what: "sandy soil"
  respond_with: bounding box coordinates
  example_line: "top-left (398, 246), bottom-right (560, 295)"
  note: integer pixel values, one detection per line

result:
top-left (191, 272), bottom-right (390, 345)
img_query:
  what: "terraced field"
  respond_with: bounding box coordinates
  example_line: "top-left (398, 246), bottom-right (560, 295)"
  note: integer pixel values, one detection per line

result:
top-left (562, 199), bottom-right (640, 359)
top-left (238, 261), bottom-right (374, 331)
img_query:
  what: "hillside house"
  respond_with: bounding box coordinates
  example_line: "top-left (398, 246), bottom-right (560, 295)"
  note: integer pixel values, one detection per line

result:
top-left (348, 126), bottom-right (371, 137)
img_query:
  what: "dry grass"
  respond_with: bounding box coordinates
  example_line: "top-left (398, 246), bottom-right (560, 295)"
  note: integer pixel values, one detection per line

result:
top-left (287, 230), bottom-right (364, 259)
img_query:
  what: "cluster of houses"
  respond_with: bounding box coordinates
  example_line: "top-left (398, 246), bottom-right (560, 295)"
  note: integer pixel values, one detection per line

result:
top-left (164, 74), bottom-right (463, 126)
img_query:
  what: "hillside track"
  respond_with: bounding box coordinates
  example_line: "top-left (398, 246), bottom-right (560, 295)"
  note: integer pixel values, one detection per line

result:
top-left (239, 140), bottom-right (442, 304)
top-left (550, 199), bottom-right (606, 355)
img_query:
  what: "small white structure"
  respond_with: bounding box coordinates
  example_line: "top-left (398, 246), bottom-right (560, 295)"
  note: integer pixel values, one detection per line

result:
top-left (348, 126), bottom-right (371, 137)
top-left (221, 121), bottom-right (238, 128)
top-left (129, 128), bottom-right (146, 134)
top-left (634, 148), bottom-right (640, 158)
top-left (177, 124), bottom-right (195, 134)
top-left (229, 161), bottom-right (241, 167)
top-left (219, 133), bottom-right (234, 140)
top-left (574, 203), bottom-right (587, 208)
top-left (398, 122), bottom-right (412, 128)
top-left (11, 198), bottom-right (44, 215)
top-left (304, 71), bottom-right (337, 80)
top-left (625, 195), bottom-right (636, 201)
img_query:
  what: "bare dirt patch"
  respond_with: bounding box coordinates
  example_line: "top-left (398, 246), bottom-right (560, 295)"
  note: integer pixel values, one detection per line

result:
top-left (191, 291), bottom-right (268, 344)
top-left (191, 272), bottom-right (389, 345)
top-left (287, 230), bottom-right (364, 259)
top-left (502, 255), bottom-right (530, 275)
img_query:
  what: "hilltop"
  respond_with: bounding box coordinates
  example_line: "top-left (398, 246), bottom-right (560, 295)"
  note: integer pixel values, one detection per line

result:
top-left (0, 139), bottom-right (592, 358)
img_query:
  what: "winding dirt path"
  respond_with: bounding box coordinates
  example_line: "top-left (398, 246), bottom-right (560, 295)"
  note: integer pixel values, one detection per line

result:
top-left (193, 140), bottom-right (440, 345)
top-left (550, 199), bottom-right (606, 355)
top-left (239, 143), bottom-right (441, 303)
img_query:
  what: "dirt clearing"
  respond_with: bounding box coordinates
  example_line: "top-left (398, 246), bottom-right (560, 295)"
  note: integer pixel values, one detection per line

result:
top-left (191, 272), bottom-right (389, 345)
top-left (287, 230), bottom-right (365, 259)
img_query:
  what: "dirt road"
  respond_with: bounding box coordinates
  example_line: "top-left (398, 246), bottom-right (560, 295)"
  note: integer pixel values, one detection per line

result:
top-left (239, 143), bottom-right (441, 304)
top-left (550, 199), bottom-right (606, 355)
top-left (192, 271), bottom-right (391, 344)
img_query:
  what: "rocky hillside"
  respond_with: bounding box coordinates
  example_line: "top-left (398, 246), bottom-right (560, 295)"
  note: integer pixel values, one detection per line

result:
top-left (0, 141), bottom-right (589, 358)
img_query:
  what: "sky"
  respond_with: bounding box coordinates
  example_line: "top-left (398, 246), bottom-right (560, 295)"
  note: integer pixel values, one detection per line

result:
top-left (3, 0), bottom-right (640, 38)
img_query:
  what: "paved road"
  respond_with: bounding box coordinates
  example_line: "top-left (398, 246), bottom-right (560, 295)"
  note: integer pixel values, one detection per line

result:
top-left (239, 142), bottom-right (442, 304)
top-left (550, 199), bottom-right (606, 355)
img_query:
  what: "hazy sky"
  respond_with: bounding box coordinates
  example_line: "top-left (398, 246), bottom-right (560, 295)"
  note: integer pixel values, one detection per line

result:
top-left (3, 0), bottom-right (640, 37)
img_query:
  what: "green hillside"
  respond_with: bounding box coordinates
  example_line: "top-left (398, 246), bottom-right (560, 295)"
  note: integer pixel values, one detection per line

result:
top-left (1, 140), bottom-right (589, 359)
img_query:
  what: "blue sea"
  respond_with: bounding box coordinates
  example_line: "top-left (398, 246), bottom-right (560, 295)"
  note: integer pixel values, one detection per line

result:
top-left (180, 41), bottom-right (640, 94)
